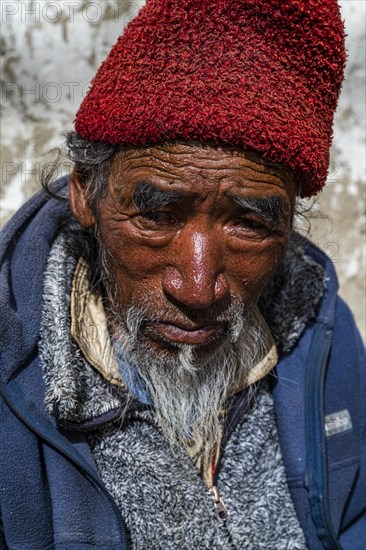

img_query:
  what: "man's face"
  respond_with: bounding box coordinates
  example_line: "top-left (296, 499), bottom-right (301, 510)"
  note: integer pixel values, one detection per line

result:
top-left (71, 141), bottom-right (296, 449)
top-left (71, 142), bottom-right (296, 359)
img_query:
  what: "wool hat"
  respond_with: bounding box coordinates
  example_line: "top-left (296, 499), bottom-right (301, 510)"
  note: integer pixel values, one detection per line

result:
top-left (75, 0), bottom-right (346, 197)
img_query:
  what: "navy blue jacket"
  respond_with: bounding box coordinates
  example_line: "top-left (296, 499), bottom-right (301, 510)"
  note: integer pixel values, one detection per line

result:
top-left (1, 181), bottom-right (365, 549)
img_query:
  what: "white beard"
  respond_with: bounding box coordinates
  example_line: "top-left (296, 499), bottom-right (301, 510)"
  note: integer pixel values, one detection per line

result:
top-left (98, 226), bottom-right (266, 454)
top-left (110, 299), bottom-right (266, 455)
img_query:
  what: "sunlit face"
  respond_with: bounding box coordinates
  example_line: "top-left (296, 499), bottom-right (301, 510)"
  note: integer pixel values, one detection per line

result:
top-left (70, 142), bottom-right (296, 358)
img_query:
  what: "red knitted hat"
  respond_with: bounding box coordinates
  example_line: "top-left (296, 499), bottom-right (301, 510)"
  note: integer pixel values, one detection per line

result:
top-left (75, 0), bottom-right (346, 197)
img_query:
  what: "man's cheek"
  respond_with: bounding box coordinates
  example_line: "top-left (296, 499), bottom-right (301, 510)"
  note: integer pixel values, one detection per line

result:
top-left (232, 246), bottom-right (285, 304)
top-left (114, 249), bottom-right (165, 282)
top-left (101, 227), bottom-right (163, 278)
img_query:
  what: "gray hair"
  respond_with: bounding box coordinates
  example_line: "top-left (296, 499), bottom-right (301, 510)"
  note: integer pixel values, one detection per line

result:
top-left (42, 131), bottom-right (119, 212)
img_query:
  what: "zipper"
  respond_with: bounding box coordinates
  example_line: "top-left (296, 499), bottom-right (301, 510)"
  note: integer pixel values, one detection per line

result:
top-left (209, 391), bottom-right (252, 523)
top-left (210, 442), bottom-right (230, 522)
top-left (0, 380), bottom-right (129, 550)
top-left (211, 485), bottom-right (229, 522)
top-left (209, 388), bottom-right (256, 523)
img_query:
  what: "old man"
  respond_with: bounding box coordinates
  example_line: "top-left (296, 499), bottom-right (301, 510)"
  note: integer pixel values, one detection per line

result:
top-left (0, 0), bottom-right (365, 549)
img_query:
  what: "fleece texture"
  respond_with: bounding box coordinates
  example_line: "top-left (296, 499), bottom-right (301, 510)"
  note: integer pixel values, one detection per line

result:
top-left (75, 0), bottom-right (346, 197)
top-left (89, 387), bottom-right (307, 550)
top-left (38, 233), bottom-right (123, 425)
top-left (39, 234), bottom-right (307, 549)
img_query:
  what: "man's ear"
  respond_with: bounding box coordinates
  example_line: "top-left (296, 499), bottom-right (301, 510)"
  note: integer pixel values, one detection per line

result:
top-left (69, 170), bottom-right (96, 228)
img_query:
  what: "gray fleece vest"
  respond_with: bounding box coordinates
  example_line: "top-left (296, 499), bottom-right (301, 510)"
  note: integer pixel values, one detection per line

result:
top-left (39, 228), bottom-right (324, 549)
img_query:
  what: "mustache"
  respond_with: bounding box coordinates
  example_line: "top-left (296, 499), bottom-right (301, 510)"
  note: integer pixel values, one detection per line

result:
top-left (124, 297), bottom-right (245, 338)
top-left (157, 294), bottom-right (242, 324)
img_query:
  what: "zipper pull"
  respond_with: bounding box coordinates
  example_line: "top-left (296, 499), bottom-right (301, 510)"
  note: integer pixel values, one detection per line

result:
top-left (211, 485), bottom-right (229, 522)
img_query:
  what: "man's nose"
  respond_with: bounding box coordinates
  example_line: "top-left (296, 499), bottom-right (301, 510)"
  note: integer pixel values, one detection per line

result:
top-left (162, 231), bottom-right (229, 309)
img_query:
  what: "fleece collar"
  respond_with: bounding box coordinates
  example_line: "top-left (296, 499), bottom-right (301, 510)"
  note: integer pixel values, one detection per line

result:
top-left (258, 232), bottom-right (325, 353)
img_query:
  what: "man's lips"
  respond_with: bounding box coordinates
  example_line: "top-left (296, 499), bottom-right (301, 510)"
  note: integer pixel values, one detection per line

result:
top-left (148, 321), bottom-right (225, 345)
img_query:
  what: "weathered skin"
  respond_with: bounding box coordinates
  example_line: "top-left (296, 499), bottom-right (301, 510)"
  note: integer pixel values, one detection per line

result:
top-left (70, 142), bottom-right (296, 352)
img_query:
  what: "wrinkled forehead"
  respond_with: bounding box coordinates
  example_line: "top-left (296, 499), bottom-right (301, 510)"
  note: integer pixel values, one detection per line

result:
top-left (108, 141), bottom-right (296, 194)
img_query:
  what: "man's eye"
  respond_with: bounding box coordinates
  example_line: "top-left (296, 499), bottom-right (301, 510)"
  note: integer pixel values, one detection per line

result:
top-left (236, 217), bottom-right (267, 231)
top-left (227, 215), bottom-right (277, 241)
top-left (139, 210), bottom-right (176, 226)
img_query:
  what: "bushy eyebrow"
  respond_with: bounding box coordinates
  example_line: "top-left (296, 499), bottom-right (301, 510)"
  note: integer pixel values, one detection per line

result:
top-left (132, 182), bottom-right (192, 212)
top-left (228, 195), bottom-right (285, 225)
top-left (132, 182), bottom-right (285, 225)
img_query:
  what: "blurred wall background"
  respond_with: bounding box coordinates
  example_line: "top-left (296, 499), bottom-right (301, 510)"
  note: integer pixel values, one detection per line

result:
top-left (1, 0), bottom-right (365, 339)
